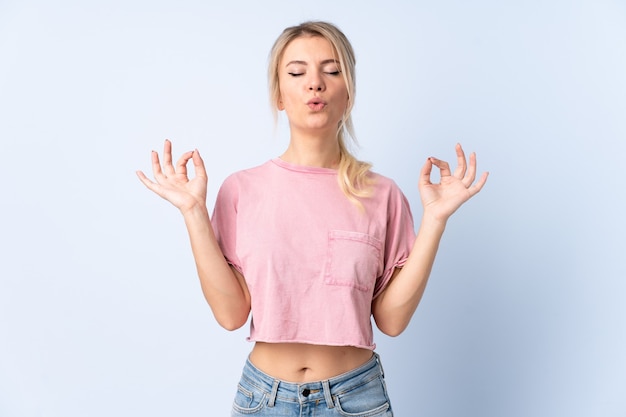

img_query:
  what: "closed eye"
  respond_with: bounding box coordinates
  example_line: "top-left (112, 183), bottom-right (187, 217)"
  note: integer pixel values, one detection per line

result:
top-left (288, 72), bottom-right (304, 77)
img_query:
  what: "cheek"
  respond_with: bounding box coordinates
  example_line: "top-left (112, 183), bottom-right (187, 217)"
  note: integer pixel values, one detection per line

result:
top-left (277, 86), bottom-right (290, 110)
top-left (336, 91), bottom-right (350, 112)
top-left (332, 83), bottom-right (349, 107)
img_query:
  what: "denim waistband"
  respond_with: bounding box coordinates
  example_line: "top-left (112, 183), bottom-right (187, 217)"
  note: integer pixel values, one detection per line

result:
top-left (240, 352), bottom-right (385, 409)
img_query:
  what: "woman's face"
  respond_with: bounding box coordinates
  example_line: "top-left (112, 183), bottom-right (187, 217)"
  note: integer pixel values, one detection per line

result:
top-left (277, 35), bottom-right (349, 139)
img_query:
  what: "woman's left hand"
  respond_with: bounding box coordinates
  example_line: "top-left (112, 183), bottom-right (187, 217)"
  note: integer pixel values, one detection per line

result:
top-left (418, 143), bottom-right (489, 223)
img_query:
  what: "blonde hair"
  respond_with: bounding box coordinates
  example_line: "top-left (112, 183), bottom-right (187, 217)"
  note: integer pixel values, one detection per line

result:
top-left (268, 21), bottom-right (373, 204)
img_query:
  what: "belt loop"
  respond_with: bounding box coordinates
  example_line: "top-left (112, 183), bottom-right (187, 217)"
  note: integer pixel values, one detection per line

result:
top-left (375, 352), bottom-right (385, 378)
top-left (322, 380), bottom-right (334, 409)
top-left (268, 380), bottom-right (279, 407)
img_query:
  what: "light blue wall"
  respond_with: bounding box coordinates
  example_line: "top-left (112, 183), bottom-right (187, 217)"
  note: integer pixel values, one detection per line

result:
top-left (1, 1), bottom-right (624, 416)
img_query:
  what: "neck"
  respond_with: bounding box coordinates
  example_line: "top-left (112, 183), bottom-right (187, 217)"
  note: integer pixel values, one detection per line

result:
top-left (280, 131), bottom-right (341, 169)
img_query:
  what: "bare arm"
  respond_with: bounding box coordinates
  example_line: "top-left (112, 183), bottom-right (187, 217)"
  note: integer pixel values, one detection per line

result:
top-left (372, 143), bottom-right (488, 336)
top-left (136, 140), bottom-right (250, 330)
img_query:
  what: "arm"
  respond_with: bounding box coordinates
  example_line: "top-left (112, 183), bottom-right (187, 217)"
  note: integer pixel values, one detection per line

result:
top-left (372, 143), bottom-right (488, 336)
top-left (136, 140), bottom-right (251, 330)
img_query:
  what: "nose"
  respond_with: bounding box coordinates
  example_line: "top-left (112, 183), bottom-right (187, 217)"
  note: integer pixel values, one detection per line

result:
top-left (308, 71), bottom-right (325, 91)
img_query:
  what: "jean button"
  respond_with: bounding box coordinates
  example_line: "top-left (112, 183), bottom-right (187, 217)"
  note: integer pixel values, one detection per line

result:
top-left (302, 388), bottom-right (310, 397)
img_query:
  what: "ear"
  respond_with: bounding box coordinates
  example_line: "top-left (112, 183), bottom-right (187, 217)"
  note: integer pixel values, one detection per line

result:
top-left (277, 98), bottom-right (285, 111)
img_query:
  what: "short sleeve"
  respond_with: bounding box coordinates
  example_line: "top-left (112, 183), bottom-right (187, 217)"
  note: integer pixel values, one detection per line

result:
top-left (210, 175), bottom-right (243, 273)
top-left (372, 184), bottom-right (416, 298)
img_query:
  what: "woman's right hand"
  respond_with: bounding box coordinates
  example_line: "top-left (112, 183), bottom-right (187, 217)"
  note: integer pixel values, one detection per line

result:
top-left (136, 139), bottom-right (208, 213)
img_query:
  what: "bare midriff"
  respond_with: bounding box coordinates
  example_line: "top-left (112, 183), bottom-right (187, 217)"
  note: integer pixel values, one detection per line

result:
top-left (249, 342), bottom-right (374, 383)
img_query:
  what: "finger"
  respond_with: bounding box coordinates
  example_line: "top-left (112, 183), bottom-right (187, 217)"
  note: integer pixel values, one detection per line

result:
top-left (452, 143), bottom-right (467, 179)
top-left (136, 170), bottom-right (150, 184)
top-left (429, 157), bottom-right (452, 177)
top-left (150, 150), bottom-right (167, 181)
top-left (468, 171), bottom-right (489, 196)
top-left (419, 157), bottom-right (434, 186)
top-left (192, 149), bottom-right (208, 179)
top-left (175, 151), bottom-right (195, 178)
top-left (136, 170), bottom-right (161, 194)
top-left (461, 151), bottom-right (478, 187)
top-left (162, 139), bottom-right (176, 176)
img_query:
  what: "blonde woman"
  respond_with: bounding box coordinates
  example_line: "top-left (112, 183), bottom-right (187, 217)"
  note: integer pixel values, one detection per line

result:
top-left (137, 21), bottom-right (487, 417)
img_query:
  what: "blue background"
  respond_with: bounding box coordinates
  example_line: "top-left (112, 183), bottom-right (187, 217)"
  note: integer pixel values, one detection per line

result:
top-left (1, 1), bottom-right (624, 416)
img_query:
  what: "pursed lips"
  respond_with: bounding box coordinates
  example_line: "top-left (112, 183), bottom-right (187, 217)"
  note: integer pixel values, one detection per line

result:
top-left (307, 97), bottom-right (327, 111)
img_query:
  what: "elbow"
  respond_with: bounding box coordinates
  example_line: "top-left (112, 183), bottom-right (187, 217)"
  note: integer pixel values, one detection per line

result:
top-left (220, 320), bottom-right (246, 331)
top-left (374, 317), bottom-right (409, 337)
top-left (378, 323), bottom-right (407, 338)
top-left (214, 308), bottom-right (250, 331)
top-left (381, 328), bottom-right (404, 338)
top-left (217, 315), bottom-right (248, 331)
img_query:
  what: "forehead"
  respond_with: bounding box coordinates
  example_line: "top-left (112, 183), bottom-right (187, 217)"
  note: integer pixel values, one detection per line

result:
top-left (280, 35), bottom-right (338, 64)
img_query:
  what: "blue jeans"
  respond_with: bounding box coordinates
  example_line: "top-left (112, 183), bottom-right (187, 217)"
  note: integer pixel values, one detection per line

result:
top-left (231, 352), bottom-right (393, 416)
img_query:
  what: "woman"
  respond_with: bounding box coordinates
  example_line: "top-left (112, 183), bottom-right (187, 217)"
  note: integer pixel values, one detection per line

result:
top-left (137, 21), bottom-right (487, 417)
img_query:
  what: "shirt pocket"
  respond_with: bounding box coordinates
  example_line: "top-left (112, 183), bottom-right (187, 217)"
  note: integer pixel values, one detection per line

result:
top-left (324, 230), bottom-right (382, 292)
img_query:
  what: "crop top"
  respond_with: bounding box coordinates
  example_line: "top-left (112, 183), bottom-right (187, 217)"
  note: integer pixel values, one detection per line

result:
top-left (211, 158), bottom-right (416, 350)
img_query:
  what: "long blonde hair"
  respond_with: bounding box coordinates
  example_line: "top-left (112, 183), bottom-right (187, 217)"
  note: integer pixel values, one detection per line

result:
top-left (268, 21), bottom-right (373, 204)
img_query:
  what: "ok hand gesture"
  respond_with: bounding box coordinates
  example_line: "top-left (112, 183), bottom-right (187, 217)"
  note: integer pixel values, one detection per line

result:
top-left (136, 139), bottom-right (208, 213)
top-left (419, 143), bottom-right (489, 223)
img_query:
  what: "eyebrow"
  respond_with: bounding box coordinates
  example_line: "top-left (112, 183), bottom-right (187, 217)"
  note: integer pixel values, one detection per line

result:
top-left (285, 59), bottom-right (339, 67)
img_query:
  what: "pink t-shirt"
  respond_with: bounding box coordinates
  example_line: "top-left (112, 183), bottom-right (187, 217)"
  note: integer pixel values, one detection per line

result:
top-left (211, 158), bottom-right (416, 349)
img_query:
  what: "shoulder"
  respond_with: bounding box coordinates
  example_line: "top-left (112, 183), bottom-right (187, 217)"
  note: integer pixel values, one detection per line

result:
top-left (221, 160), bottom-right (274, 187)
top-left (367, 170), bottom-right (405, 196)
top-left (363, 170), bottom-right (413, 217)
top-left (215, 161), bottom-right (275, 206)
